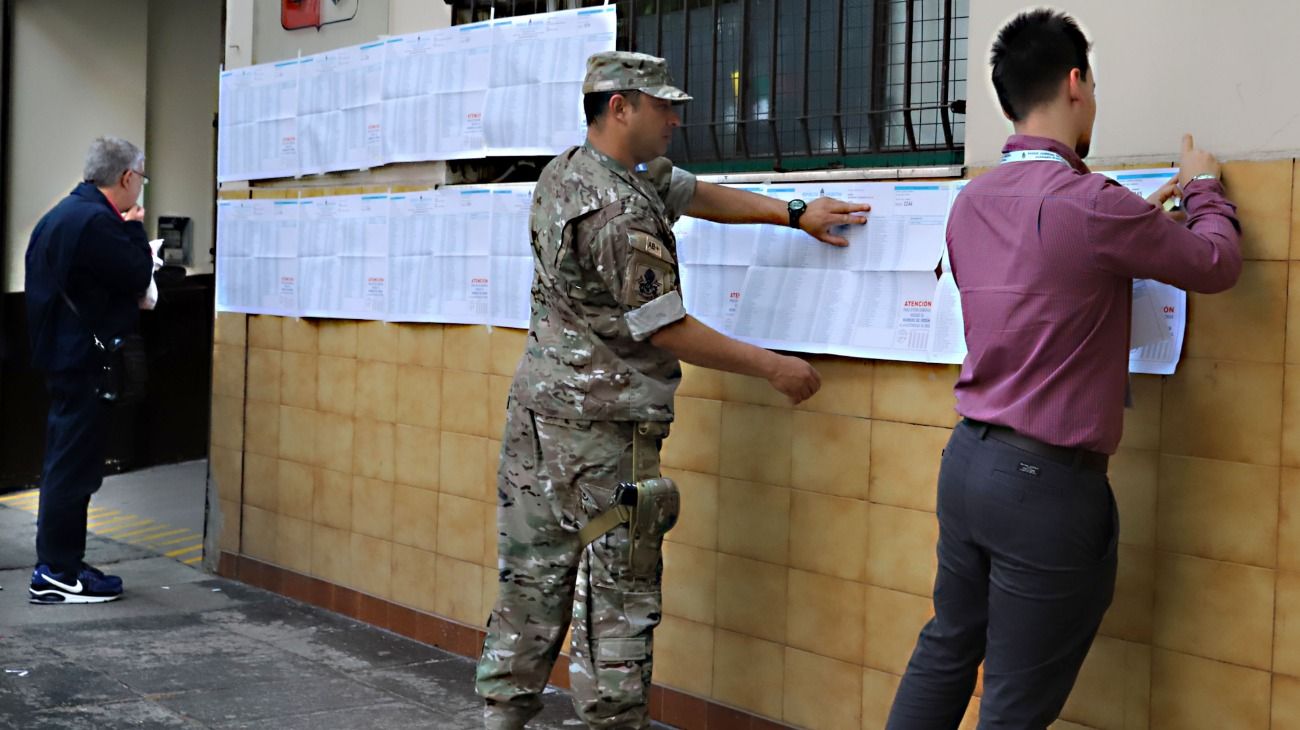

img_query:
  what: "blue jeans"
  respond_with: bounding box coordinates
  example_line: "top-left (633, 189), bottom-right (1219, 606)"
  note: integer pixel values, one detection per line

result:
top-left (887, 420), bottom-right (1118, 730)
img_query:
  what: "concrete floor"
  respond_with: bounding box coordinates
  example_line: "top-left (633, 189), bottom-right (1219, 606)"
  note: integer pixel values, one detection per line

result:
top-left (0, 460), bottom-right (210, 574)
top-left (0, 463), bottom-right (651, 729)
top-left (90, 460), bottom-right (208, 537)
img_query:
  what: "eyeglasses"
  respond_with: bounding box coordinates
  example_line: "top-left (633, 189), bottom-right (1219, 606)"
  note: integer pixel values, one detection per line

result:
top-left (128, 168), bottom-right (149, 184)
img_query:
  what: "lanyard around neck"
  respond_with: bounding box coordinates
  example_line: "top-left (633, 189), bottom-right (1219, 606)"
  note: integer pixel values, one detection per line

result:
top-left (1000, 149), bottom-right (1072, 167)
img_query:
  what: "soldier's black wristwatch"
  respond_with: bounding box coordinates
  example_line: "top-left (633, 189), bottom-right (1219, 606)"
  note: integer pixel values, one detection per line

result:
top-left (787, 199), bottom-right (807, 229)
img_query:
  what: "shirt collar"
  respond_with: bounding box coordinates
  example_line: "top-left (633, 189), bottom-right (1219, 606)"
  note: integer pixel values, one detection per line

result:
top-left (581, 142), bottom-right (660, 205)
top-left (72, 180), bottom-right (122, 215)
top-left (583, 141), bottom-right (632, 176)
top-left (1002, 134), bottom-right (1090, 174)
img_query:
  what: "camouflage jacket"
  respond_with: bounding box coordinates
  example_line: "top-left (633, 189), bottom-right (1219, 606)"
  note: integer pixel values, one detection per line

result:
top-left (511, 143), bottom-right (697, 422)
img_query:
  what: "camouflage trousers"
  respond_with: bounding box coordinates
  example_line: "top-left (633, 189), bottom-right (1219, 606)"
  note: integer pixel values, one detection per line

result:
top-left (476, 397), bottom-right (669, 730)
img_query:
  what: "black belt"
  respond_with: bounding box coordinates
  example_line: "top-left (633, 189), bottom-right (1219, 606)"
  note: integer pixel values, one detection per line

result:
top-left (963, 419), bottom-right (1109, 473)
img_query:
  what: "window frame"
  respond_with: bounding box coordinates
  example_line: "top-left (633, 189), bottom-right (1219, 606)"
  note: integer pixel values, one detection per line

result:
top-left (449, 0), bottom-right (967, 174)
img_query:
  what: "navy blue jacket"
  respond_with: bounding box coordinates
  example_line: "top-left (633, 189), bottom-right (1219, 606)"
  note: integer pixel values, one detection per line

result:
top-left (25, 182), bottom-right (153, 373)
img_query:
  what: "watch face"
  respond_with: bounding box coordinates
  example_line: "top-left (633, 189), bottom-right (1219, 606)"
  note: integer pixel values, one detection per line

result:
top-left (789, 199), bottom-right (807, 212)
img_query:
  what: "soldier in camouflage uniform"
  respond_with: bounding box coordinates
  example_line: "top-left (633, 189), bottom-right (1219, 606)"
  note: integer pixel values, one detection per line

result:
top-left (476, 51), bottom-right (872, 729)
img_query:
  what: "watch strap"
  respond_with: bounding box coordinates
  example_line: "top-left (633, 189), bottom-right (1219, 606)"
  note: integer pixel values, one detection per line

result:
top-left (787, 199), bottom-right (806, 229)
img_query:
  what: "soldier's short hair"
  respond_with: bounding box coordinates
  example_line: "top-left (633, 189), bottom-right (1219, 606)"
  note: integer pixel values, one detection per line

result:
top-left (583, 90), bottom-right (642, 127)
top-left (83, 136), bottom-right (144, 187)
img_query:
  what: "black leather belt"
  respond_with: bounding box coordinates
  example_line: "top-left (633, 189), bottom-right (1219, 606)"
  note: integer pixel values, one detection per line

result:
top-left (964, 419), bottom-right (1109, 473)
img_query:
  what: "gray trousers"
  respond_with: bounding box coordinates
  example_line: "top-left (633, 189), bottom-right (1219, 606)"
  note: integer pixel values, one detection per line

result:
top-left (887, 419), bottom-right (1118, 730)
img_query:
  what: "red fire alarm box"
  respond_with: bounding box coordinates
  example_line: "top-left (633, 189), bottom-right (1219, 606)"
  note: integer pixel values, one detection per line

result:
top-left (282, 0), bottom-right (321, 31)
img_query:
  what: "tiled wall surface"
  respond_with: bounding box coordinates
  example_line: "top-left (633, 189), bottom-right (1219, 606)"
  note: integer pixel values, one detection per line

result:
top-left (210, 159), bottom-right (1300, 729)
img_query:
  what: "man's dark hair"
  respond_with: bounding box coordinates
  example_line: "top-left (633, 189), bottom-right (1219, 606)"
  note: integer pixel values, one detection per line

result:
top-left (583, 90), bottom-right (641, 126)
top-left (990, 9), bottom-right (1091, 122)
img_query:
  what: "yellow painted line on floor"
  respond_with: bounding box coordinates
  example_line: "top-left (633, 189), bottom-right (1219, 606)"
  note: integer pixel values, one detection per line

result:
top-left (97, 519), bottom-right (154, 536)
top-left (88, 515), bottom-right (147, 530)
top-left (114, 524), bottom-right (168, 540)
top-left (0, 489), bottom-right (203, 557)
top-left (131, 527), bottom-right (191, 543)
top-left (1, 499), bottom-right (39, 510)
top-left (87, 512), bottom-right (146, 528)
top-left (117, 524), bottom-right (177, 540)
top-left (156, 533), bottom-right (202, 547)
top-left (91, 520), bottom-right (154, 536)
top-left (0, 490), bottom-right (204, 560)
top-left (86, 513), bottom-right (134, 528)
top-left (96, 515), bottom-right (150, 528)
top-left (0, 494), bottom-right (40, 508)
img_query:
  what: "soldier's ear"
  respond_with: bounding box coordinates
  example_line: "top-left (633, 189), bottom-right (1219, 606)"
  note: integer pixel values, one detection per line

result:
top-left (609, 92), bottom-right (636, 122)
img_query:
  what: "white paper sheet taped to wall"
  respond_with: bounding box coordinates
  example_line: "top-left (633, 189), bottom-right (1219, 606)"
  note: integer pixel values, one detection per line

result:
top-left (217, 6), bottom-right (616, 182)
top-left (1109, 169), bottom-right (1188, 376)
top-left (215, 168), bottom-right (1191, 374)
top-left (218, 184), bottom-right (534, 326)
top-left (296, 42), bottom-right (386, 174)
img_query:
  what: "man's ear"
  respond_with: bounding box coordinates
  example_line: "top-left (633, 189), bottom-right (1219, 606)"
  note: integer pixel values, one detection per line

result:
top-left (1067, 68), bottom-right (1087, 103)
top-left (608, 93), bottom-right (628, 121)
top-left (611, 92), bottom-right (643, 121)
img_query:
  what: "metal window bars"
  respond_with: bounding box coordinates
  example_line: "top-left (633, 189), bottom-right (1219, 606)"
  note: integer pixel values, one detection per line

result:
top-left (450, 0), bottom-right (967, 173)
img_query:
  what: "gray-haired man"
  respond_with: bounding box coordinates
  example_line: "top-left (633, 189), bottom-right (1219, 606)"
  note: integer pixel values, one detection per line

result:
top-left (24, 136), bottom-right (154, 604)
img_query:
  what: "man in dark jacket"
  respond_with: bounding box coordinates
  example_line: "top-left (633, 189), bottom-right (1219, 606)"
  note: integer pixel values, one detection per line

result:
top-left (24, 136), bottom-right (153, 604)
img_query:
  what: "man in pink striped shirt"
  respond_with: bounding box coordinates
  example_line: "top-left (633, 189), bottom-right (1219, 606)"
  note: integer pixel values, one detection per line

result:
top-left (888, 9), bottom-right (1241, 729)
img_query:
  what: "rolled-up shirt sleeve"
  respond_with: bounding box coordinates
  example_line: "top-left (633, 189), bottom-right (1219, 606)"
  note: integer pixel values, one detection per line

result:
top-left (662, 167), bottom-right (697, 223)
top-left (642, 157), bottom-right (698, 223)
top-left (625, 290), bottom-right (687, 341)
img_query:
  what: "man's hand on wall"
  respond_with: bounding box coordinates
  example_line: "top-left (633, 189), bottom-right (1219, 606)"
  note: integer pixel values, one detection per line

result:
top-left (1177, 133), bottom-right (1221, 186)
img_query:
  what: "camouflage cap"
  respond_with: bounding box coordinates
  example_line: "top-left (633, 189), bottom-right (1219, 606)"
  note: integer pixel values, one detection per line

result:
top-left (582, 51), bottom-right (692, 102)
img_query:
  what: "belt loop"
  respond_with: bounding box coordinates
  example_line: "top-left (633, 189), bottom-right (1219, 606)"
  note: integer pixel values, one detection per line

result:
top-left (977, 423), bottom-right (990, 440)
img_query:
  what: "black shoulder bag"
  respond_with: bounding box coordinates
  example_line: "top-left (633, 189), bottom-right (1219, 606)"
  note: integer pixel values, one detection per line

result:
top-left (53, 284), bottom-right (148, 407)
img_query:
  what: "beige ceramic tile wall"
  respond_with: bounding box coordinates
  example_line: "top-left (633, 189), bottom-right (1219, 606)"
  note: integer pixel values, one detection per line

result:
top-left (209, 161), bottom-right (1300, 729)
